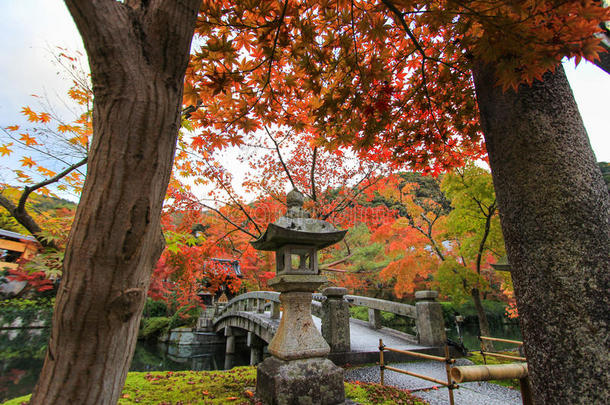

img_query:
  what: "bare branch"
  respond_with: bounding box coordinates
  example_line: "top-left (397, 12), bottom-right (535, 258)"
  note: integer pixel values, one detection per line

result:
top-left (0, 193), bottom-right (55, 249)
top-left (310, 147), bottom-right (318, 201)
top-left (199, 202), bottom-right (258, 239)
top-left (320, 252), bottom-right (354, 268)
top-left (265, 126), bottom-right (297, 191)
top-left (18, 157), bottom-right (88, 213)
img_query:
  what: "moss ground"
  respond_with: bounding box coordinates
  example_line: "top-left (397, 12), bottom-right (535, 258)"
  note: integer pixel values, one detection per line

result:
top-left (3, 366), bottom-right (427, 405)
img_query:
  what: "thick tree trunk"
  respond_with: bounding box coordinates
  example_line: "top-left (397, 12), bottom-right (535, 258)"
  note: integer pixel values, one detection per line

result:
top-left (594, 49), bottom-right (610, 74)
top-left (472, 63), bottom-right (610, 404)
top-left (471, 288), bottom-right (494, 351)
top-left (30, 1), bottom-right (199, 404)
top-left (592, 33), bottom-right (610, 74)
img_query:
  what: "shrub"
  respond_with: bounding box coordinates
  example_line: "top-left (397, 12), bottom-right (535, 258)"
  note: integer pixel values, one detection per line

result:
top-left (138, 317), bottom-right (170, 341)
top-left (143, 298), bottom-right (168, 318)
top-left (441, 300), bottom-right (512, 327)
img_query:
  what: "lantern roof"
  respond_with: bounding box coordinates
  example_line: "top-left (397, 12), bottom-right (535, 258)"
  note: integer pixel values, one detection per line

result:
top-left (250, 189), bottom-right (347, 251)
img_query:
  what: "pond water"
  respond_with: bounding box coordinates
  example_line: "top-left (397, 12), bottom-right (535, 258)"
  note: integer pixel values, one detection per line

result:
top-left (0, 340), bottom-right (251, 402)
top-left (0, 322), bottom-right (522, 402)
top-left (446, 321), bottom-right (522, 351)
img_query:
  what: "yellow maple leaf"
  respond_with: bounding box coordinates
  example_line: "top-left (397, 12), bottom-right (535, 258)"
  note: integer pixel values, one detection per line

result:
top-left (0, 143), bottom-right (13, 156)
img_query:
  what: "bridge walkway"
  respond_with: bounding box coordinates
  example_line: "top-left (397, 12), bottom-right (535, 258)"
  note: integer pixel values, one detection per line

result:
top-left (216, 308), bottom-right (435, 364)
top-left (211, 290), bottom-right (447, 365)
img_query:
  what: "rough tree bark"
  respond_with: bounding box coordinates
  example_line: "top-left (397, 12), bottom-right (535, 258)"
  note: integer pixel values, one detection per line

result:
top-left (473, 63), bottom-right (610, 404)
top-left (471, 288), bottom-right (493, 350)
top-left (30, 1), bottom-right (200, 404)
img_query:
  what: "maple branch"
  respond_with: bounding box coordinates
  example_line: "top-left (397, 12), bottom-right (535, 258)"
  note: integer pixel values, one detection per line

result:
top-left (0, 192), bottom-right (55, 250)
top-left (310, 147), bottom-right (317, 202)
top-left (214, 228), bottom-right (240, 245)
top-left (264, 0), bottom-right (289, 91)
top-left (0, 127), bottom-right (86, 175)
top-left (199, 202), bottom-right (258, 239)
top-left (380, 0), bottom-right (467, 76)
top-left (475, 202), bottom-right (495, 276)
top-left (343, 239), bottom-right (352, 256)
top-left (320, 252), bottom-right (354, 268)
top-left (319, 167), bottom-right (381, 220)
top-left (420, 58), bottom-right (446, 139)
top-left (321, 267), bottom-right (348, 273)
top-left (350, 0), bottom-right (365, 79)
top-left (182, 101), bottom-right (202, 119)
top-left (18, 157), bottom-right (88, 213)
top-left (265, 126), bottom-right (297, 191)
top-left (201, 158), bottom-right (263, 235)
top-left (402, 206), bottom-right (446, 261)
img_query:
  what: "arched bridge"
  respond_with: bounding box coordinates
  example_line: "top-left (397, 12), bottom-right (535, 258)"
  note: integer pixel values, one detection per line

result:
top-left (209, 289), bottom-right (447, 365)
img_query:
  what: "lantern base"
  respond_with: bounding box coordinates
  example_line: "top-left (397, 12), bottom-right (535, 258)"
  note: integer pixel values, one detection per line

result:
top-left (256, 356), bottom-right (345, 405)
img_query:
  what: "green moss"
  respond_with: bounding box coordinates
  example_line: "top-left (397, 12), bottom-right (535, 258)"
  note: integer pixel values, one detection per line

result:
top-left (3, 366), bottom-right (429, 405)
top-left (345, 381), bottom-right (427, 405)
top-left (2, 395), bottom-right (28, 405)
top-left (138, 317), bottom-right (170, 340)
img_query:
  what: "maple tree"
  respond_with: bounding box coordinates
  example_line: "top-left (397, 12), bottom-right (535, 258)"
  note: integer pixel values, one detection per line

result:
top-left (353, 169), bottom-right (505, 347)
top-left (1, 1), bottom-right (603, 403)
top-left (185, 2), bottom-right (608, 401)
top-left (0, 51), bottom-right (90, 250)
top-left (437, 164), bottom-right (506, 349)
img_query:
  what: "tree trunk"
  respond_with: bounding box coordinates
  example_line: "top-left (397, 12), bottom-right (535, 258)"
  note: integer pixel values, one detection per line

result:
top-left (471, 287), bottom-right (494, 351)
top-left (594, 49), bottom-right (610, 74)
top-left (30, 2), bottom-right (199, 404)
top-left (472, 63), bottom-right (610, 404)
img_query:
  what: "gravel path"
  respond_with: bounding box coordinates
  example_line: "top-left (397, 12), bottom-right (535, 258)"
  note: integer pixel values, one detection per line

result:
top-left (344, 359), bottom-right (523, 405)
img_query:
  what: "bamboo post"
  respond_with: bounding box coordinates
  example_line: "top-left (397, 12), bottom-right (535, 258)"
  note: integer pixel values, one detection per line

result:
top-left (382, 347), bottom-right (447, 362)
top-left (379, 339), bottom-right (385, 386)
top-left (479, 336), bottom-right (523, 345)
top-left (383, 365), bottom-right (451, 386)
top-left (450, 364), bottom-right (528, 383)
top-left (480, 351), bottom-right (526, 362)
top-left (444, 344), bottom-right (455, 405)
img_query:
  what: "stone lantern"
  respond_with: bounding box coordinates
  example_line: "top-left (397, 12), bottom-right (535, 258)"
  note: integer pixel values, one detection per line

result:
top-left (251, 189), bottom-right (347, 405)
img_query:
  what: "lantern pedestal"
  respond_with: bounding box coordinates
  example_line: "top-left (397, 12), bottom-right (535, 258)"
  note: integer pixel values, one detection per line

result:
top-left (256, 357), bottom-right (345, 405)
top-left (256, 274), bottom-right (345, 404)
top-left (268, 275), bottom-right (330, 360)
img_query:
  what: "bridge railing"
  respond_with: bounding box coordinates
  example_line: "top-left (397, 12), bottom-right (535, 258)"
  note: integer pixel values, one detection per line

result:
top-left (313, 290), bottom-right (445, 347)
top-left (216, 291), bottom-right (281, 320)
top-left (213, 289), bottom-right (446, 348)
top-left (344, 295), bottom-right (416, 329)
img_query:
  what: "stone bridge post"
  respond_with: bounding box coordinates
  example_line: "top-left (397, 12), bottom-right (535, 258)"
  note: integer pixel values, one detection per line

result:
top-left (415, 290), bottom-right (446, 346)
top-left (321, 287), bottom-right (351, 353)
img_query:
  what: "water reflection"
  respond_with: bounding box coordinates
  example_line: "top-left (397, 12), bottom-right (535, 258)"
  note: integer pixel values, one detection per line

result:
top-left (130, 341), bottom-right (250, 372)
top-left (446, 322), bottom-right (522, 351)
top-left (0, 340), bottom-right (251, 402)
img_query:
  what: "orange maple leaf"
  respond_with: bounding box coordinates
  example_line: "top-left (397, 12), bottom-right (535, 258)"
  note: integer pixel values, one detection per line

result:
top-left (20, 156), bottom-right (36, 168)
top-left (21, 106), bottom-right (38, 122)
top-left (20, 133), bottom-right (39, 146)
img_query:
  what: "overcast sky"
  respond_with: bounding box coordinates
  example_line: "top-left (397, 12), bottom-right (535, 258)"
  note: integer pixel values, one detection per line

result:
top-left (0, 1), bottom-right (608, 173)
